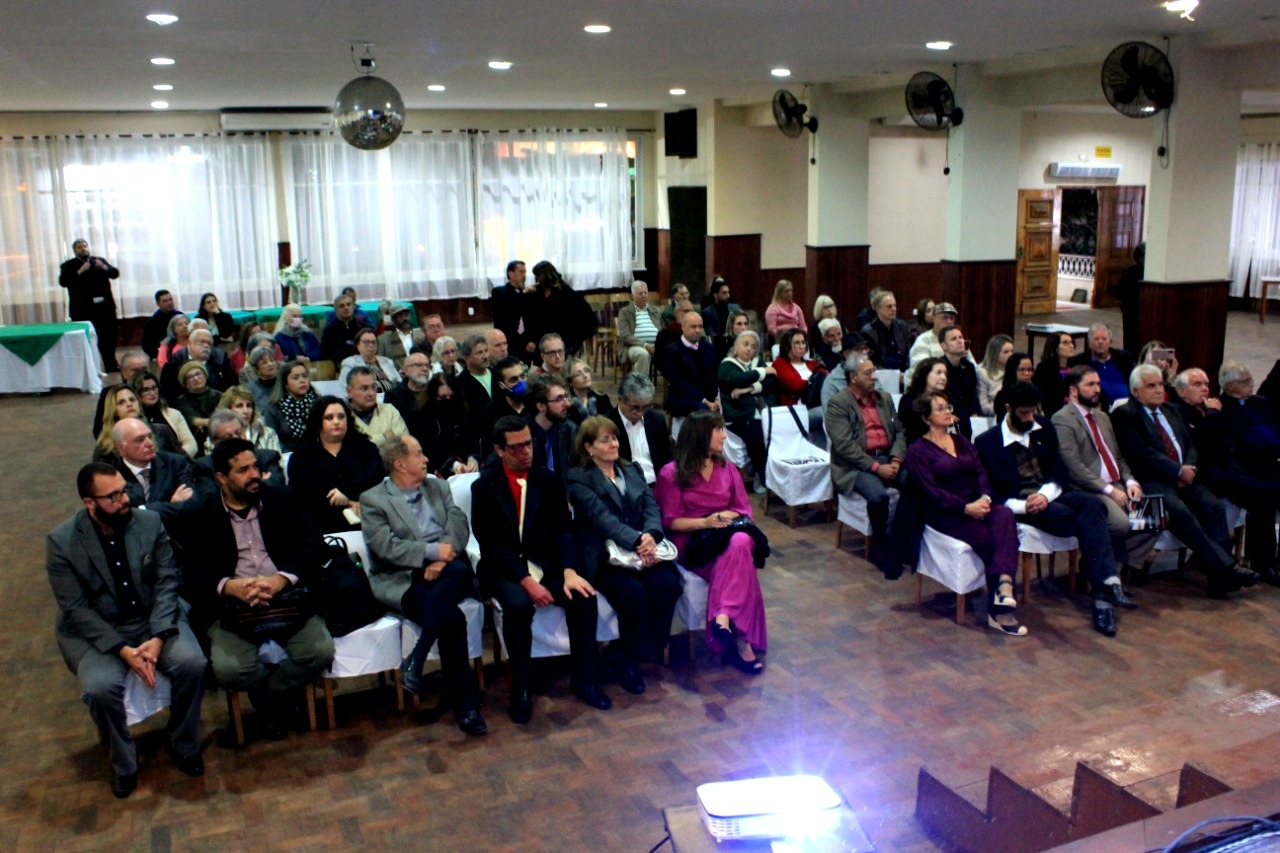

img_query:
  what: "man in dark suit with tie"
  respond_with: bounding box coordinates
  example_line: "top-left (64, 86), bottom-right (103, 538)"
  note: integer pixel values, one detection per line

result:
top-left (607, 372), bottom-right (673, 486)
top-left (46, 463), bottom-right (206, 798)
top-left (1112, 364), bottom-right (1258, 597)
top-left (978, 382), bottom-right (1137, 636)
top-left (109, 418), bottom-right (196, 520)
top-left (656, 310), bottom-right (720, 417)
top-left (471, 416), bottom-right (610, 723)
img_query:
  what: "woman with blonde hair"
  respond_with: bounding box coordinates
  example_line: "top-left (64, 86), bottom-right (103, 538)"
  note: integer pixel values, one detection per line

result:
top-left (977, 334), bottom-right (1014, 416)
top-left (94, 384), bottom-right (181, 460)
top-left (764, 279), bottom-right (805, 337)
top-left (207, 386), bottom-right (283, 454)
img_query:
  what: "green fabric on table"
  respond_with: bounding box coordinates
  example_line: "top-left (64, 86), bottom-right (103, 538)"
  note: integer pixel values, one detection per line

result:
top-left (227, 309), bottom-right (257, 325)
top-left (0, 321), bottom-right (91, 367)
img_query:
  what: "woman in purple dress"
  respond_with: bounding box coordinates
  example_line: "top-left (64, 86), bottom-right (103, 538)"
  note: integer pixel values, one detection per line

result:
top-left (656, 410), bottom-right (767, 673)
top-left (904, 390), bottom-right (1026, 636)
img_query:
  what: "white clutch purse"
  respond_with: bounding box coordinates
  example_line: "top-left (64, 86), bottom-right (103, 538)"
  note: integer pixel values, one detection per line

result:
top-left (606, 538), bottom-right (678, 570)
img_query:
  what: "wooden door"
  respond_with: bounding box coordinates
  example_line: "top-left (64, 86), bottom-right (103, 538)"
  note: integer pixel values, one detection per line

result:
top-left (1093, 185), bottom-right (1144, 308)
top-left (1015, 190), bottom-right (1060, 315)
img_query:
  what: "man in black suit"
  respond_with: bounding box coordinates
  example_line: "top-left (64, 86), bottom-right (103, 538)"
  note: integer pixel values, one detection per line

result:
top-left (1068, 323), bottom-right (1134, 409)
top-left (109, 418), bottom-right (196, 520)
top-left (493, 259), bottom-right (534, 361)
top-left (141, 289), bottom-right (180, 360)
top-left (976, 382), bottom-right (1137, 636)
top-left (608, 372), bottom-right (673, 486)
top-left (58, 238), bottom-right (121, 371)
top-left (700, 277), bottom-right (742, 337)
top-left (174, 439), bottom-right (335, 739)
top-left (1112, 364), bottom-right (1258, 597)
top-left (656, 310), bottom-right (720, 417)
top-left (46, 462), bottom-right (206, 798)
top-left (940, 325), bottom-right (979, 439)
top-left (528, 376), bottom-right (578, 492)
top-left (471, 416), bottom-right (610, 723)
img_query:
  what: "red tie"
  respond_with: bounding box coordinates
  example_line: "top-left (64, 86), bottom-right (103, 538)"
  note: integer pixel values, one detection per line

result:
top-left (1086, 412), bottom-right (1121, 483)
top-left (1151, 407), bottom-right (1179, 462)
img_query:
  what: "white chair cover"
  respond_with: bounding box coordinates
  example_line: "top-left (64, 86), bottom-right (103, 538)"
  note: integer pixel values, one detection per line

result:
top-left (491, 591), bottom-right (620, 659)
top-left (722, 427), bottom-right (749, 468)
top-left (328, 529), bottom-right (372, 574)
top-left (672, 563), bottom-right (709, 635)
top-left (279, 451), bottom-right (292, 484)
top-left (969, 415), bottom-right (996, 438)
top-left (325, 614), bottom-right (404, 679)
top-left (874, 369), bottom-right (902, 394)
top-left (446, 471), bottom-right (483, 568)
top-left (836, 489), bottom-right (899, 537)
top-left (764, 404), bottom-right (832, 507)
top-left (123, 671), bottom-right (172, 727)
top-left (917, 525), bottom-right (986, 595)
top-left (401, 597), bottom-right (485, 662)
top-left (1016, 523), bottom-right (1078, 555)
top-left (671, 416), bottom-right (685, 442)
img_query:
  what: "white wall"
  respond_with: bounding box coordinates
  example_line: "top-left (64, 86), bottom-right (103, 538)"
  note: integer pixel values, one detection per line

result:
top-left (1018, 110), bottom-right (1153, 190)
top-left (867, 127), bottom-right (948, 264)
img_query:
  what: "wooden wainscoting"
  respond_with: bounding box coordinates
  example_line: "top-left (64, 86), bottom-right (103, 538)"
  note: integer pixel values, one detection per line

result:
top-left (1139, 279), bottom-right (1229, 392)
top-left (940, 259), bottom-right (1017, 357)
top-left (868, 263), bottom-right (946, 325)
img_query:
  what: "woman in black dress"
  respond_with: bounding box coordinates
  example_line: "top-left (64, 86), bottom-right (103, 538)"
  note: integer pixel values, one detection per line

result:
top-left (287, 396), bottom-right (384, 532)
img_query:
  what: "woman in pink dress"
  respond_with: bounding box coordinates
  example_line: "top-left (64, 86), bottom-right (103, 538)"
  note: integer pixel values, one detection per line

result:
top-left (656, 410), bottom-right (767, 674)
top-left (764, 279), bottom-right (805, 337)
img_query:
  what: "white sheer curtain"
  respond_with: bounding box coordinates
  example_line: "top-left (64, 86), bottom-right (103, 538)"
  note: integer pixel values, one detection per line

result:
top-left (0, 135), bottom-right (278, 325)
top-left (1228, 143), bottom-right (1280, 298)
top-left (475, 128), bottom-right (633, 290)
top-left (283, 133), bottom-right (478, 301)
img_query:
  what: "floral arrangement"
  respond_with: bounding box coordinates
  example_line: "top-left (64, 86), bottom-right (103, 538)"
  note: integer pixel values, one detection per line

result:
top-left (279, 259), bottom-right (312, 297)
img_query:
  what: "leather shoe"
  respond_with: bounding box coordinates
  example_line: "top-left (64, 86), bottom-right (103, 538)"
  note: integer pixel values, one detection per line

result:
top-left (571, 681), bottom-right (613, 710)
top-left (1102, 583), bottom-right (1138, 610)
top-left (400, 655), bottom-right (422, 697)
top-left (110, 770), bottom-right (138, 799)
top-left (508, 689), bottom-right (533, 725)
top-left (1092, 604), bottom-right (1117, 637)
top-left (167, 745), bottom-right (205, 777)
top-left (1231, 565), bottom-right (1259, 588)
top-left (619, 665), bottom-right (646, 695)
top-left (454, 706), bottom-right (488, 737)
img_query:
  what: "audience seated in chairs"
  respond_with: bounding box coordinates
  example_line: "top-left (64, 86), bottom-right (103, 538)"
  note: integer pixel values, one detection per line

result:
top-left (264, 360), bottom-right (318, 453)
top-left (107, 418), bottom-right (196, 523)
top-left (476, 356), bottom-right (532, 444)
top-left (471, 415), bottom-right (611, 723)
top-left (376, 303), bottom-right (415, 370)
top-left (208, 388), bottom-right (283, 454)
top-left (359, 435), bottom-right (486, 737)
top-left (993, 350), bottom-right (1038, 419)
top-left (1067, 323), bottom-right (1133, 408)
top-left (230, 322), bottom-right (283, 374)
top-left (657, 310), bottom-right (720, 418)
top-left (975, 381), bottom-right (1138, 637)
top-left (273, 304), bottom-right (322, 364)
top-left (423, 373), bottom-right (481, 479)
top-left (175, 438), bottom-right (335, 742)
top-left (194, 410), bottom-right (283, 492)
top-left (162, 328), bottom-right (235, 403)
top-left (1137, 340), bottom-right (1180, 399)
top-left (130, 370), bottom-right (198, 458)
top-left (96, 384), bottom-right (183, 461)
top-left (607, 373), bottom-right (672, 487)
top-left (339, 328), bottom-right (400, 393)
top-left (860, 289), bottom-right (910, 372)
top-left (567, 416), bottom-right (683, 695)
top-left (157, 313), bottom-right (190, 370)
top-left (142, 289), bottom-right (180, 360)
top-left (320, 294), bottom-right (369, 364)
top-left (528, 376), bottom-right (578, 492)
top-left (809, 294), bottom-right (844, 363)
top-left (899, 357), bottom-right (949, 446)
top-left (617, 280), bottom-right (663, 379)
top-left (287, 395), bottom-right (385, 533)
top-left (820, 332), bottom-right (873, 410)
top-left (195, 292), bottom-right (235, 344)
top-left (565, 358), bottom-right (612, 425)
top-left (977, 334), bottom-right (1014, 417)
top-left (93, 351), bottom-right (151, 438)
top-left (174, 361), bottom-right (222, 449)
top-left (905, 301), bottom-right (958, 385)
top-left (938, 325), bottom-right (977, 440)
top-left (764, 279), bottom-right (806, 338)
top-left (904, 390), bottom-right (1026, 636)
top-left (718, 329), bottom-right (775, 495)
top-left (700, 276), bottom-right (742, 338)
top-left (345, 365), bottom-right (409, 448)
top-left (240, 344), bottom-right (280, 412)
top-left (661, 283), bottom-right (690, 328)
top-left (527, 332), bottom-right (568, 384)
top-left (46, 462), bottom-right (207, 798)
top-left (656, 410), bottom-right (768, 674)
top-left (453, 334), bottom-right (494, 411)
top-left (386, 351), bottom-right (434, 450)
top-left (1032, 333), bottom-right (1076, 417)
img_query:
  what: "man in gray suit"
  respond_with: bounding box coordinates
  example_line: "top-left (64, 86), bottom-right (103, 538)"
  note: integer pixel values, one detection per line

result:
top-left (360, 435), bottom-right (486, 736)
top-left (46, 463), bottom-right (206, 798)
top-left (1051, 365), bottom-right (1156, 567)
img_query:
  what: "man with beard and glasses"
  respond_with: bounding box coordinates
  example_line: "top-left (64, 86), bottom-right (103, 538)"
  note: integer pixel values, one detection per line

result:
top-left (176, 439), bottom-right (334, 741)
top-left (377, 304), bottom-right (415, 370)
top-left (46, 463), bottom-right (207, 797)
top-left (528, 377), bottom-right (578, 493)
top-left (386, 351), bottom-right (434, 442)
top-left (978, 382), bottom-right (1139, 637)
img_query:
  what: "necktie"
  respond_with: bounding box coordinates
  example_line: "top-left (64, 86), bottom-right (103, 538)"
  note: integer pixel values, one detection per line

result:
top-left (1085, 413), bottom-right (1121, 483)
top-left (1151, 407), bottom-right (1179, 463)
top-left (137, 467), bottom-right (151, 501)
top-left (515, 477), bottom-right (543, 582)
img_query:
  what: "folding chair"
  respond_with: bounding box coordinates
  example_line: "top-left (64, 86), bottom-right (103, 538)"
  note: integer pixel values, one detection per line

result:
top-left (762, 404), bottom-right (832, 527)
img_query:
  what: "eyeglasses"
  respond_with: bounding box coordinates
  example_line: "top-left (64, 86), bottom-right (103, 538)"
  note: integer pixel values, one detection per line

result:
top-left (90, 489), bottom-right (128, 504)
top-left (548, 395), bottom-right (569, 403)
top-left (542, 348), bottom-right (565, 357)
top-left (138, 385), bottom-right (159, 394)
top-left (1230, 377), bottom-right (1254, 386)
top-left (933, 404), bottom-right (955, 413)
top-left (504, 440), bottom-right (534, 451)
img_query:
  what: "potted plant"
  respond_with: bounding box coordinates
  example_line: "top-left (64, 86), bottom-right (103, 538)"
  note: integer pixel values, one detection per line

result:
top-left (279, 259), bottom-right (312, 304)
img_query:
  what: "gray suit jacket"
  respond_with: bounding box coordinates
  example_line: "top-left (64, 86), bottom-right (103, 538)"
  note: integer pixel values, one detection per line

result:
top-left (45, 508), bottom-right (182, 672)
top-left (826, 387), bottom-right (907, 495)
top-left (617, 302), bottom-right (663, 349)
top-left (360, 477), bottom-right (472, 610)
top-left (377, 330), bottom-right (410, 370)
top-left (1051, 403), bottom-right (1134, 494)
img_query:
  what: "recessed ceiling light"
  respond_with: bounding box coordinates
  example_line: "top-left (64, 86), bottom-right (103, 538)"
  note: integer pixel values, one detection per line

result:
top-left (150, 57), bottom-right (175, 66)
top-left (583, 24), bottom-right (611, 34)
top-left (770, 67), bottom-right (791, 78)
top-left (427, 84), bottom-right (446, 92)
top-left (1165, 0), bottom-right (1198, 20)
top-left (594, 102), bottom-right (608, 108)
top-left (488, 60), bottom-right (512, 70)
top-left (153, 84), bottom-right (173, 91)
top-left (150, 100), bottom-right (170, 110)
top-left (145, 13), bottom-right (179, 25)
top-left (669, 88), bottom-right (687, 96)
top-left (926, 41), bottom-right (953, 51)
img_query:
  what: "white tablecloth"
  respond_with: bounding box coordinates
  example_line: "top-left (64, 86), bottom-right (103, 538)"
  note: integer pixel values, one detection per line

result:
top-left (0, 323), bottom-right (103, 394)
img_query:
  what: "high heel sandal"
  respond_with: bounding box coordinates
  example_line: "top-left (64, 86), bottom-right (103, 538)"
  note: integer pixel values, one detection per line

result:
top-left (992, 577), bottom-right (1017, 609)
top-left (722, 645), bottom-right (765, 675)
top-left (711, 620), bottom-right (735, 647)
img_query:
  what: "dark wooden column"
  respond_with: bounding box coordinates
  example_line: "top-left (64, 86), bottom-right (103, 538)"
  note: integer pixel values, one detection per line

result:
top-left (805, 245), bottom-right (869, 322)
top-left (641, 227), bottom-right (671, 297)
top-left (705, 234), bottom-right (762, 305)
top-left (1139, 279), bottom-right (1229, 392)
top-left (277, 242), bottom-right (292, 306)
top-left (940, 260), bottom-right (1016, 356)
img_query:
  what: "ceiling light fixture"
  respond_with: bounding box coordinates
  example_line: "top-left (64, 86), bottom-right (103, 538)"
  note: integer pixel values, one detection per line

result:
top-left (150, 57), bottom-right (175, 65)
top-left (926, 41), bottom-right (953, 50)
top-left (427, 84), bottom-right (446, 92)
top-left (594, 102), bottom-right (608, 108)
top-left (1165, 0), bottom-right (1198, 20)
top-left (334, 43), bottom-right (405, 150)
top-left (669, 88), bottom-right (687, 96)
top-left (150, 100), bottom-right (170, 110)
top-left (583, 24), bottom-right (611, 34)
top-left (771, 67), bottom-right (791, 78)
top-left (145, 13), bottom-right (179, 25)
top-left (153, 84), bottom-right (173, 91)
top-left (488, 60), bottom-right (512, 70)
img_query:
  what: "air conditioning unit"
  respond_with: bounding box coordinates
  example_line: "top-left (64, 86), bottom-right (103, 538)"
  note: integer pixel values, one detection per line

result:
top-left (1047, 162), bottom-right (1122, 181)
top-left (219, 109), bottom-right (334, 132)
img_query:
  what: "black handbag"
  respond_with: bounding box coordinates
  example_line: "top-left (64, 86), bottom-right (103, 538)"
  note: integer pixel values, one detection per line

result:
top-left (221, 582), bottom-right (311, 643)
top-left (315, 535), bottom-right (386, 637)
top-left (682, 516), bottom-right (770, 570)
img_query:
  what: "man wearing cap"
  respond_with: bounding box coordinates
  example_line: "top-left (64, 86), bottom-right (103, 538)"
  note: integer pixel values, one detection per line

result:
top-left (821, 332), bottom-right (873, 409)
top-left (377, 304), bottom-right (415, 370)
top-left (906, 301), bottom-right (971, 385)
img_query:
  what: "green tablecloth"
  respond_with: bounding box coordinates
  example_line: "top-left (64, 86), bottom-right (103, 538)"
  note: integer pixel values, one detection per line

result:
top-left (0, 321), bottom-right (92, 366)
top-left (226, 301), bottom-right (415, 330)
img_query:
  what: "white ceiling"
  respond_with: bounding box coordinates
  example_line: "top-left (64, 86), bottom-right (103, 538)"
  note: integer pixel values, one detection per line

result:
top-left (1, 1), bottom-right (1278, 114)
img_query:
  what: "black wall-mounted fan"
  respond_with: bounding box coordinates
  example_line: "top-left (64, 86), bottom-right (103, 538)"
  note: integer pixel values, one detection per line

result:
top-left (1101, 41), bottom-right (1175, 118)
top-left (905, 72), bottom-right (964, 131)
top-left (772, 89), bottom-right (818, 138)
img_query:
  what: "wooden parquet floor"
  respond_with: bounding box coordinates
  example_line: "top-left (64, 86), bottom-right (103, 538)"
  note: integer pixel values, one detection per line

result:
top-left (1, 306), bottom-right (1277, 852)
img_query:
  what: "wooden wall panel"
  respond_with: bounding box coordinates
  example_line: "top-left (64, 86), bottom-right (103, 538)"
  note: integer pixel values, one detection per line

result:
top-left (940, 260), bottom-right (1017, 357)
top-left (805, 245), bottom-right (868, 326)
top-left (641, 227), bottom-right (672, 297)
top-left (761, 267), bottom-right (806, 313)
top-left (868, 263), bottom-right (946, 326)
top-left (706, 234), bottom-right (762, 305)
top-left (1139, 279), bottom-right (1229, 392)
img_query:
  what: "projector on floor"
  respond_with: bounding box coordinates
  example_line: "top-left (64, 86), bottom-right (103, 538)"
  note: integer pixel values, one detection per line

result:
top-left (697, 774), bottom-right (843, 841)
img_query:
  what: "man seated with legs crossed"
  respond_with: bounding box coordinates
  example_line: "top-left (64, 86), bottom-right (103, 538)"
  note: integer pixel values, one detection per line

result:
top-left (46, 463), bottom-right (206, 797)
top-left (471, 416), bottom-right (610, 723)
top-left (977, 382), bottom-right (1137, 637)
top-left (177, 438), bottom-right (335, 740)
top-left (360, 435), bottom-right (486, 736)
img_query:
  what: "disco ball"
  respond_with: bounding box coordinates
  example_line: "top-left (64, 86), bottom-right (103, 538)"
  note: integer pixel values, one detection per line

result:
top-left (334, 75), bottom-right (405, 150)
